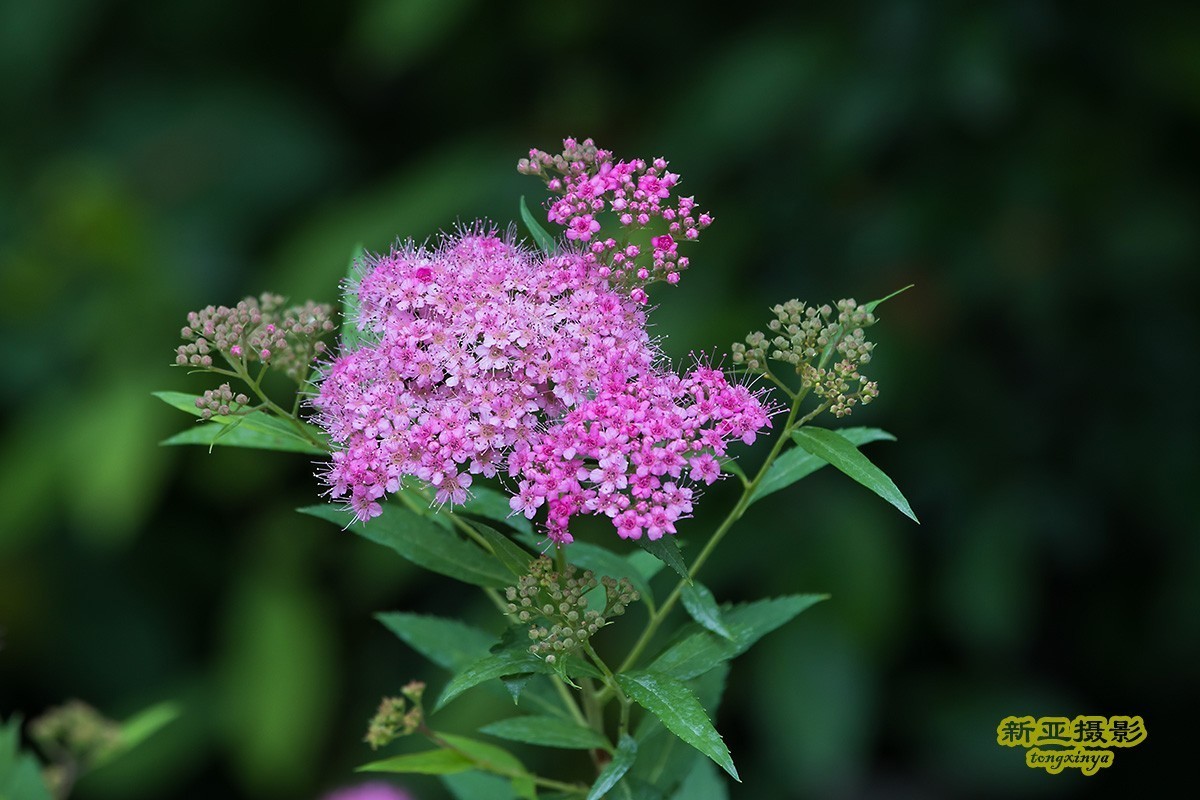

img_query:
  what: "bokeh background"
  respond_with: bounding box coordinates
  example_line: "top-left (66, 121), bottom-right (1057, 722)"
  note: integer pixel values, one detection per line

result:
top-left (2, 1), bottom-right (1197, 798)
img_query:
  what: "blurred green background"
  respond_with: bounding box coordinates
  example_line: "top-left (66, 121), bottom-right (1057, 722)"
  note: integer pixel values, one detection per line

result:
top-left (2, 1), bottom-right (1196, 798)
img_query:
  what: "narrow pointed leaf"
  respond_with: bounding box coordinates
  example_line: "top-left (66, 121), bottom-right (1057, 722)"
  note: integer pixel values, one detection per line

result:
top-left (376, 613), bottom-right (496, 672)
top-left (90, 701), bottom-right (181, 767)
top-left (435, 649), bottom-right (550, 712)
top-left (154, 392), bottom-right (325, 454)
top-left (751, 427), bottom-right (896, 504)
top-left (359, 748), bottom-right (474, 775)
top-left (650, 595), bottom-right (827, 680)
top-left (636, 537), bottom-right (689, 583)
top-left (471, 523), bottom-right (536, 578)
top-left (300, 504), bottom-right (513, 587)
top-left (862, 284), bottom-right (913, 314)
top-left (631, 665), bottom-right (728, 794)
top-left (587, 735), bottom-right (638, 800)
top-left (617, 672), bottom-right (737, 781)
top-left (481, 715), bottom-right (612, 751)
top-left (520, 196), bottom-right (557, 254)
top-left (438, 733), bottom-right (527, 775)
top-left (680, 583), bottom-right (732, 640)
top-left (791, 427), bottom-right (918, 522)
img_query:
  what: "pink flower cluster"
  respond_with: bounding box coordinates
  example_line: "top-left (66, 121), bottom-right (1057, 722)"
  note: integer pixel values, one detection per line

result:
top-left (518, 137), bottom-right (713, 302)
top-left (507, 366), bottom-right (770, 543)
top-left (313, 230), bottom-right (652, 521)
top-left (314, 140), bottom-right (769, 543)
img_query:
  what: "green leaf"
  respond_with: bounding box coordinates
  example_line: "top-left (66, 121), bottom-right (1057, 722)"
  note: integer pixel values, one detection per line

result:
top-left (480, 715), bottom-right (611, 752)
top-left (0, 716), bottom-right (54, 800)
top-left (790, 427), bottom-right (918, 522)
top-left (300, 504), bottom-right (513, 588)
top-left (471, 523), bottom-right (536, 578)
top-left (520, 196), bottom-right (557, 254)
top-left (587, 734), bottom-right (637, 800)
top-left (616, 672), bottom-right (738, 781)
top-left (568, 543), bottom-right (654, 608)
top-left (669, 758), bottom-right (727, 800)
top-left (636, 537), bottom-right (689, 583)
top-left (751, 427), bottom-right (896, 504)
top-left (631, 665), bottom-right (728, 794)
top-left (626, 551), bottom-right (665, 584)
top-left (153, 392), bottom-right (325, 454)
top-left (460, 486), bottom-right (534, 535)
top-left (435, 648), bottom-right (550, 712)
top-left (679, 583), bottom-right (732, 640)
top-left (443, 772), bottom-right (520, 800)
top-left (862, 284), bottom-right (913, 314)
top-left (649, 595), bottom-right (827, 680)
top-left (439, 733), bottom-right (527, 775)
top-left (341, 243), bottom-right (366, 351)
top-left (358, 748), bottom-right (474, 775)
top-left (376, 613), bottom-right (496, 672)
top-left (91, 701), bottom-right (181, 768)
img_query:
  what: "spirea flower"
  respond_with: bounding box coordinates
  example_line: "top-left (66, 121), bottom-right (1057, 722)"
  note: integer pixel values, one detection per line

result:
top-left (313, 228), bottom-right (656, 523)
top-left (518, 137), bottom-right (712, 298)
top-left (315, 138), bottom-right (768, 542)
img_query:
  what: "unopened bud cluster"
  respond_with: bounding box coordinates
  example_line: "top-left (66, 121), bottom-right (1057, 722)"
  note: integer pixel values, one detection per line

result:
top-left (195, 382), bottom-right (250, 420)
top-left (364, 681), bottom-right (425, 750)
top-left (29, 700), bottom-right (121, 765)
top-left (503, 556), bottom-right (638, 663)
top-left (732, 298), bottom-right (880, 417)
top-left (175, 293), bottom-right (335, 382)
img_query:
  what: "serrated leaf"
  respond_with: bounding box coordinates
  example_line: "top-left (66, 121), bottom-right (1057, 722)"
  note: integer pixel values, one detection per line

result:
top-left (636, 537), bottom-right (689, 583)
top-left (588, 734), bottom-right (637, 800)
top-left (435, 648), bottom-right (550, 712)
top-left (631, 664), bottom-right (728, 795)
top-left (568, 543), bottom-right (654, 608)
top-left (376, 613), bottom-right (496, 672)
top-left (300, 504), bottom-right (513, 587)
top-left (617, 672), bottom-right (737, 781)
top-left (480, 715), bottom-right (611, 752)
top-left (791, 427), bottom-right (918, 522)
top-left (520, 196), bottom-right (557, 254)
top-left (154, 392), bottom-right (325, 454)
top-left (679, 583), bottom-right (732, 640)
top-left (751, 427), bottom-right (896, 504)
top-left (460, 486), bottom-right (534, 535)
top-left (341, 243), bottom-right (366, 351)
top-left (649, 595), bottom-right (827, 680)
top-left (471, 522), bottom-right (536, 578)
